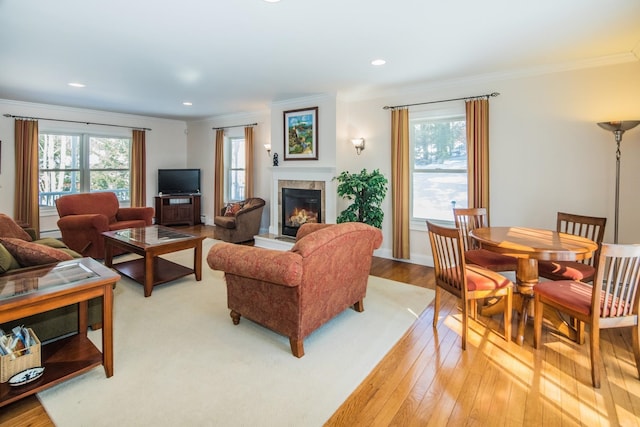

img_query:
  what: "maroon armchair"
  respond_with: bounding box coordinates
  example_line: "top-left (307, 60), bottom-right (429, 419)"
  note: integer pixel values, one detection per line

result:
top-left (56, 192), bottom-right (154, 259)
top-left (207, 222), bottom-right (383, 357)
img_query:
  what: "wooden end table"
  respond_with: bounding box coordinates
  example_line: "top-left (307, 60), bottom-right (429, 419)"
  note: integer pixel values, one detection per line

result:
top-left (102, 225), bottom-right (205, 297)
top-left (0, 258), bottom-right (119, 407)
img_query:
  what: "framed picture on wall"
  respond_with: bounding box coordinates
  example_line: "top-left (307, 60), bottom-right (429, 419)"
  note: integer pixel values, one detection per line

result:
top-left (283, 107), bottom-right (318, 160)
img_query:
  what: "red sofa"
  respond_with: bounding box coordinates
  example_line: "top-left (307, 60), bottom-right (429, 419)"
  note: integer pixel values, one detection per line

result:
top-left (56, 192), bottom-right (154, 259)
top-left (207, 222), bottom-right (383, 357)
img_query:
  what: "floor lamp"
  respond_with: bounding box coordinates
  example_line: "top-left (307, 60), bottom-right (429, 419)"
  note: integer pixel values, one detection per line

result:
top-left (597, 120), bottom-right (640, 244)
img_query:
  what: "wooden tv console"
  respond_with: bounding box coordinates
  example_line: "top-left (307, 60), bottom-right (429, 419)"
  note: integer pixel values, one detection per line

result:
top-left (154, 194), bottom-right (201, 226)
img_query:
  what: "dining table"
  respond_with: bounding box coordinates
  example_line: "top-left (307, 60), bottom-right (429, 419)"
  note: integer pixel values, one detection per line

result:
top-left (469, 226), bottom-right (599, 346)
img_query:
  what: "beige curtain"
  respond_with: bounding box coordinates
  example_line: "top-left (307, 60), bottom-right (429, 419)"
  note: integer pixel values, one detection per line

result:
top-left (14, 119), bottom-right (40, 235)
top-left (466, 99), bottom-right (490, 213)
top-left (214, 129), bottom-right (225, 215)
top-left (244, 126), bottom-right (254, 198)
top-left (391, 108), bottom-right (410, 259)
top-left (130, 130), bottom-right (146, 207)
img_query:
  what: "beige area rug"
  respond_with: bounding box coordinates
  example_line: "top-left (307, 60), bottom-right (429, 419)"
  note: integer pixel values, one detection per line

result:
top-left (38, 239), bottom-right (434, 426)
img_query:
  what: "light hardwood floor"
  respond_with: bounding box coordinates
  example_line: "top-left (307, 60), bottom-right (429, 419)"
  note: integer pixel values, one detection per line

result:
top-left (2, 225), bottom-right (640, 426)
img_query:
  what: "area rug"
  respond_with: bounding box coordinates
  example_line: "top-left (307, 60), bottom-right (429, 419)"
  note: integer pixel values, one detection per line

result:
top-left (38, 239), bottom-right (434, 426)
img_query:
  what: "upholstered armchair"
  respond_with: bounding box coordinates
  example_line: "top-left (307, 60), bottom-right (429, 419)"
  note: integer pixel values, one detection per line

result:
top-left (207, 222), bottom-right (383, 357)
top-left (56, 192), bottom-right (154, 259)
top-left (213, 197), bottom-right (266, 243)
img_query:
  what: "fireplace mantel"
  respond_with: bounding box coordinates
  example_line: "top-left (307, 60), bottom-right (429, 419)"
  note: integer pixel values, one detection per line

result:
top-left (269, 166), bottom-right (337, 235)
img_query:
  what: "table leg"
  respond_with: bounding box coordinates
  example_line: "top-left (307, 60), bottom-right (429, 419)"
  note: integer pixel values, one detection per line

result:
top-left (516, 258), bottom-right (539, 346)
top-left (102, 282), bottom-right (114, 378)
top-left (194, 241), bottom-right (202, 281)
top-left (144, 254), bottom-right (154, 297)
top-left (104, 242), bottom-right (113, 268)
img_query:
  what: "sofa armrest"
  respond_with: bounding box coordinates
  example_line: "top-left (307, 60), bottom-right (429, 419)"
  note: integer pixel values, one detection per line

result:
top-left (117, 207), bottom-right (154, 224)
top-left (57, 214), bottom-right (110, 232)
top-left (207, 243), bottom-right (303, 287)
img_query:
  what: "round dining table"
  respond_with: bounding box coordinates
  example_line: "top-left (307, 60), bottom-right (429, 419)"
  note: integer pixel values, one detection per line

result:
top-left (469, 226), bottom-right (598, 345)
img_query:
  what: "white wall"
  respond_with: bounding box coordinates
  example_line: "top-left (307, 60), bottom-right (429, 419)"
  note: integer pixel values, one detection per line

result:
top-left (3, 59), bottom-right (638, 265)
top-left (0, 99), bottom-right (188, 231)
top-left (187, 59), bottom-right (640, 265)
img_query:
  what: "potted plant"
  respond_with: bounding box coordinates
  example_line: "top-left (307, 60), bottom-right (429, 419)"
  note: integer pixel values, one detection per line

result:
top-left (334, 168), bottom-right (388, 229)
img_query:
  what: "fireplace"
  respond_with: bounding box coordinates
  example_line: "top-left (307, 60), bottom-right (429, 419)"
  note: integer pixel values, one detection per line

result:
top-left (281, 188), bottom-right (322, 237)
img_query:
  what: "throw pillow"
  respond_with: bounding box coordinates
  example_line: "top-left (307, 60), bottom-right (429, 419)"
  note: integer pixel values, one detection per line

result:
top-left (0, 213), bottom-right (33, 242)
top-left (224, 202), bottom-right (243, 217)
top-left (0, 243), bottom-right (21, 273)
top-left (0, 237), bottom-right (73, 267)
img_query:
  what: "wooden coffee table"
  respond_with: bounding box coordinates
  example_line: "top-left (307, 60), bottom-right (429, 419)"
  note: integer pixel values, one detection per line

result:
top-left (103, 225), bottom-right (205, 297)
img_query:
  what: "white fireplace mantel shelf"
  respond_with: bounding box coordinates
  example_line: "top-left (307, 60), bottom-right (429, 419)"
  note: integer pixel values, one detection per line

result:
top-left (268, 166), bottom-right (337, 235)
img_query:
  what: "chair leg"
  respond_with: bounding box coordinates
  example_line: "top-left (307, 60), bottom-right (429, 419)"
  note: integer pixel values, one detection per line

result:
top-left (533, 294), bottom-right (543, 349)
top-left (590, 325), bottom-right (601, 388)
top-left (353, 300), bottom-right (364, 312)
top-left (432, 287), bottom-right (441, 328)
top-left (632, 325), bottom-right (640, 381)
top-left (230, 310), bottom-right (241, 325)
top-left (290, 338), bottom-right (304, 358)
top-left (469, 299), bottom-right (477, 320)
top-left (461, 298), bottom-right (468, 350)
top-left (503, 289), bottom-right (512, 343)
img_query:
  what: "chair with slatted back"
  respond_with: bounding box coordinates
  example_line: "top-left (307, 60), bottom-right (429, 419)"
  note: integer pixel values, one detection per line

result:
top-left (538, 212), bottom-right (607, 282)
top-left (427, 220), bottom-right (513, 350)
top-left (453, 207), bottom-right (518, 272)
top-left (534, 243), bottom-right (640, 388)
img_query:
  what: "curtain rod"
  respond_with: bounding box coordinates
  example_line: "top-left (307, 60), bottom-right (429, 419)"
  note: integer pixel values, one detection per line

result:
top-left (212, 122), bottom-right (257, 131)
top-left (3, 114), bottom-right (152, 131)
top-left (383, 92), bottom-right (500, 110)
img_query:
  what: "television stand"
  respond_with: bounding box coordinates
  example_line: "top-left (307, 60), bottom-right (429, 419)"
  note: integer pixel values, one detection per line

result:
top-left (154, 194), bottom-right (201, 226)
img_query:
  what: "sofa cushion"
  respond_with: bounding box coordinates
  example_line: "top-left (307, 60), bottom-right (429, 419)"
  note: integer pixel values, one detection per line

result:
top-left (0, 213), bottom-right (33, 241)
top-left (0, 243), bottom-right (21, 273)
top-left (0, 237), bottom-right (74, 267)
top-left (224, 202), bottom-right (243, 217)
top-left (33, 237), bottom-right (70, 249)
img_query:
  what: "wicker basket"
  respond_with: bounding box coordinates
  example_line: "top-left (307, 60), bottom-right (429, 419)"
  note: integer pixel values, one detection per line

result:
top-left (0, 328), bottom-right (41, 383)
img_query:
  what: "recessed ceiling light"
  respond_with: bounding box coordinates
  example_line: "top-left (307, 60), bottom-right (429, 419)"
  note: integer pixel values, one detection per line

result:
top-left (371, 59), bottom-right (386, 66)
top-left (183, 102), bottom-right (193, 106)
top-left (264, 0), bottom-right (281, 3)
top-left (68, 82), bottom-right (86, 88)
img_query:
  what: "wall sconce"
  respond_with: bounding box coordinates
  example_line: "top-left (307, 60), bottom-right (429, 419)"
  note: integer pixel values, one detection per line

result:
top-left (264, 143), bottom-right (272, 157)
top-left (351, 138), bottom-right (365, 155)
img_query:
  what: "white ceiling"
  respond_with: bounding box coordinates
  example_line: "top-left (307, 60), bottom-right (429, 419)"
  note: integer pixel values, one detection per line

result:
top-left (1, 0), bottom-right (639, 121)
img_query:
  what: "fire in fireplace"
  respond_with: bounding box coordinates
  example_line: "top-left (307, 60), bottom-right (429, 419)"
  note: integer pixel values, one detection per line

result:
top-left (281, 188), bottom-right (322, 237)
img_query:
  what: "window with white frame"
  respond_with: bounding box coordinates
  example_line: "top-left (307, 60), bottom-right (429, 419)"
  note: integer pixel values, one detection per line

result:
top-left (38, 132), bottom-right (131, 209)
top-left (227, 137), bottom-right (246, 201)
top-left (410, 110), bottom-right (468, 222)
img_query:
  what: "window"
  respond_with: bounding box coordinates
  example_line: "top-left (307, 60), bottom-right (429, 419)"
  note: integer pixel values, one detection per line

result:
top-left (39, 133), bottom-right (131, 208)
top-left (227, 137), bottom-right (245, 201)
top-left (411, 112), bottom-right (467, 222)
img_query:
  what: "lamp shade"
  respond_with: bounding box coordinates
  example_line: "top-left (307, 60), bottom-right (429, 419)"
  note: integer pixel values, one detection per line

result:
top-left (597, 121), bottom-right (640, 133)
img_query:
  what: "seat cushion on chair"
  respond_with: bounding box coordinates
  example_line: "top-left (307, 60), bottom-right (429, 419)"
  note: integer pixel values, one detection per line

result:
top-left (214, 216), bottom-right (237, 229)
top-left (465, 249), bottom-right (517, 271)
top-left (535, 280), bottom-right (592, 315)
top-left (465, 265), bottom-right (513, 291)
top-left (538, 260), bottom-right (595, 282)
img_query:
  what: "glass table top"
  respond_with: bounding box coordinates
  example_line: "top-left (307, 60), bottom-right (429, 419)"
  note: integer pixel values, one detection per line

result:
top-left (111, 226), bottom-right (195, 245)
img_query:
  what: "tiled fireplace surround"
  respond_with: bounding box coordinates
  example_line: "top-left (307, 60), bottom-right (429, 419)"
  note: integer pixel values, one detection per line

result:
top-left (268, 167), bottom-right (337, 236)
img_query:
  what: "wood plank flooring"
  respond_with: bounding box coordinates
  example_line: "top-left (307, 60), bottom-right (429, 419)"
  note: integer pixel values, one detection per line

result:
top-left (3, 225), bottom-right (640, 426)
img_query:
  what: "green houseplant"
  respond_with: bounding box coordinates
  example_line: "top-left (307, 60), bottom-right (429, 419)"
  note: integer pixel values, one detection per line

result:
top-left (334, 168), bottom-right (388, 229)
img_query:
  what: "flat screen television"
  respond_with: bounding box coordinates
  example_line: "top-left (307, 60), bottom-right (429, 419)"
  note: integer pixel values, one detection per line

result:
top-left (157, 168), bottom-right (200, 195)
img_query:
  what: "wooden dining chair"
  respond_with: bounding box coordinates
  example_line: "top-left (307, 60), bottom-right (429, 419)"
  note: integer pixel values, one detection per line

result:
top-left (533, 243), bottom-right (640, 388)
top-left (427, 220), bottom-right (513, 350)
top-left (538, 212), bottom-right (606, 282)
